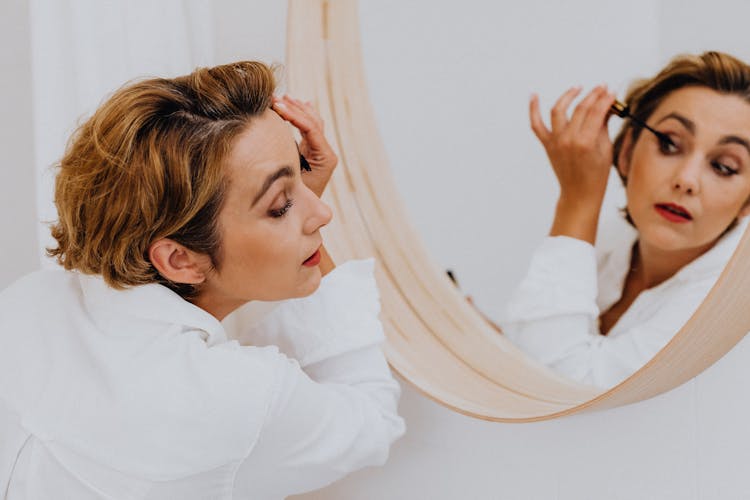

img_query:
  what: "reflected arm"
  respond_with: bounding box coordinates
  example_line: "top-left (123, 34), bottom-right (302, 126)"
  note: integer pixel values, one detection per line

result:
top-left (499, 235), bottom-right (716, 388)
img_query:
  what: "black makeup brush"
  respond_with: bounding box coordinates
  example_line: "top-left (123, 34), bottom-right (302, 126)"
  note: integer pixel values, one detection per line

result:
top-left (610, 100), bottom-right (675, 148)
top-left (299, 153), bottom-right (312, 172)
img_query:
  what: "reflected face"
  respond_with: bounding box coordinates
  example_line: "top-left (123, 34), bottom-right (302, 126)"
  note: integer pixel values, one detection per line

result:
top-left (620, 86), bottom-right (750, 256)
top-left (197, 110), bottom-right (332, 313)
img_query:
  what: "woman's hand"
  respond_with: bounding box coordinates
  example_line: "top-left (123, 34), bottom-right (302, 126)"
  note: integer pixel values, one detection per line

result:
top-left (529, 85), bottom-right (616, 244)
top-left (272, 95), bottom-right (337, 197)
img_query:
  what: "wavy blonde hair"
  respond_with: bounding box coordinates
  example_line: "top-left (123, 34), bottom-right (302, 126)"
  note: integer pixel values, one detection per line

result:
top-left (614, 51), bottom-right (750, 170)
top-left (48, 61), bottom-right (276, 297)
top-left (612, 51), bottom-right (750, 229)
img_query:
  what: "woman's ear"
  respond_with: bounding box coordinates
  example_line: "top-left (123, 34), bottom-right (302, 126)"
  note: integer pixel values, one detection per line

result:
top-left (148, 238), bottom-right (210, 285)
top-left (616, 130), bottom-right (634, 180)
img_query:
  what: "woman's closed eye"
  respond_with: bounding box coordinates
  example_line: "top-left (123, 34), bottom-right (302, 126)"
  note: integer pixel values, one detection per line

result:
top-left (268, 198), bottom-right (294, 218)
top-left (711, 158), bottom-right (739, 177)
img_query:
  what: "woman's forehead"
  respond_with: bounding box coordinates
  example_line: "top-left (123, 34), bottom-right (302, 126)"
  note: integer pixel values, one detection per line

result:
top-left (225, 111), bottom-right (298, 181)
top-left (653, 87), bottom-right (750, 137)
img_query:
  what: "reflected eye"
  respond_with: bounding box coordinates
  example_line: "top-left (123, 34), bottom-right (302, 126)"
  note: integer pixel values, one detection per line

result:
top-left (269, 199), bottom-right (293, 218)
top-left (711, 161), bottom-right (739, 177)
top-left (657, 135), bottom-right (679, 155)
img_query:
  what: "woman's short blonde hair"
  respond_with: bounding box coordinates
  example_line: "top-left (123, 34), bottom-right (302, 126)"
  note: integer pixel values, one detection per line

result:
top-left (612, 51), bottom-right (750, 230)
top-left (48, 61), bottom-right (276, 297)
top-left (613, 51), bottom-right (750, 169)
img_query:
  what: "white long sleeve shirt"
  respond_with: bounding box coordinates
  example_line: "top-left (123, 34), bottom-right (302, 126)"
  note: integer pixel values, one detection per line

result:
top-left (501, 218), bottom-right (748, 388)
top-left (0, 259), bottom-right (404, 499)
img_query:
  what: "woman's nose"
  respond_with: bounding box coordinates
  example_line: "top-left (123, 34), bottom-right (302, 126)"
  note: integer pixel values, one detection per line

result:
top-left (672, 156), bottom-right (702, 195)
top-left (303, 188), bottom-right (333, 234)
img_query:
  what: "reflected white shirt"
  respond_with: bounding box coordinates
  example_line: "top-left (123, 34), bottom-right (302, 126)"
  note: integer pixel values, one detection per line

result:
top-left (0, 259), bottom-right (404, 499)
top-left (501, 217), bottom-right (748, 388)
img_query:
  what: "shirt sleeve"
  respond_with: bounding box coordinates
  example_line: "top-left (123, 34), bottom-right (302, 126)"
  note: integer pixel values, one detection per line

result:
top-left (501, 236), bottom-right (601, 365)
top-left (500, 236), bottom-right (713, 388)
top-left (231, 259), bottom-right (405, 498)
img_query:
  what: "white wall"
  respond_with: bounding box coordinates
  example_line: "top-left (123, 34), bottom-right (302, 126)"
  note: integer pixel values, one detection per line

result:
top-left (0, 0), bottom-right (37, 289)
top-left (4, 1), bottom-right (750, 498)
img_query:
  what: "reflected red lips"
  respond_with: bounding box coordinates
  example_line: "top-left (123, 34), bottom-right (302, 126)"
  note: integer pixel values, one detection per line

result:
top-left (303, 248), bottom-right (322, 267)
top-left (654, 203), bottom-right (692, 223)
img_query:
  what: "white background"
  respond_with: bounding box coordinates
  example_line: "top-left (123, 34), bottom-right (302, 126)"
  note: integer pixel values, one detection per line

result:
top-left (3, 1), bottom-right (750, 498)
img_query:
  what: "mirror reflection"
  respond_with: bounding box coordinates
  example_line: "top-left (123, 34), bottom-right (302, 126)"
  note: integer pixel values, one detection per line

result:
top-left (359, 2), bottom-right (750, 388)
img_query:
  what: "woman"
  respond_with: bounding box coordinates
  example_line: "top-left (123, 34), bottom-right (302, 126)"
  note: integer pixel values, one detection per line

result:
top-left (501, 51), bottom-right (750, 388)
top-left (0, 61), bottom-right (404, 498)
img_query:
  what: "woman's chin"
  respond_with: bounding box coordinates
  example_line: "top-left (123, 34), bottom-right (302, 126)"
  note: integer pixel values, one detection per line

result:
top-left (640, 231), bottom-right (691, 253)
top-left (294, 269), bottom-right (323, 298)
top-left (639, 225), bottom-right (719, 255)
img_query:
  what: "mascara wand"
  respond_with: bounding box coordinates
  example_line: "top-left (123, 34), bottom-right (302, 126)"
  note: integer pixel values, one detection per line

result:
top-left (610, 100), bottom-right (674, 147)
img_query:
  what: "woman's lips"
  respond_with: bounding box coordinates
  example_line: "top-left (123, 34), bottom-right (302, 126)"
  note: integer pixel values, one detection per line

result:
top-left (302, 248), bottom-right (322, 267)
top-left (654, 203), bottom-right (692, 223)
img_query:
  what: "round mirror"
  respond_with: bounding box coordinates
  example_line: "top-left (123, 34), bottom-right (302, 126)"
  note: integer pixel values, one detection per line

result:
top-left (286, 0), bottom-right (750, 421)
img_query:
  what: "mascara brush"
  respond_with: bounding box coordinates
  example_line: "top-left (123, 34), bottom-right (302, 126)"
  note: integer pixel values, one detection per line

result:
top-left (610, 100), bottom-right (674, 147)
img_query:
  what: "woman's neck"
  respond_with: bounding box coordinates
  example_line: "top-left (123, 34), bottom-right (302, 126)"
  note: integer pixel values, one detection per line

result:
top-left (599, 237), bottom-right (716, 335)
top-left (634, 238), bottom-right (717, 289)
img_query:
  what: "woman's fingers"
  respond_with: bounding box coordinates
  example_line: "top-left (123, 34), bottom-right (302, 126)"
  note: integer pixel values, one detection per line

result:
top-left (272, 94), bottom-right (337, 197)
top-left (272, 95), bottom-right (322, 134)
top-left (571, 87), bottom-right (614, 142)
top-left (529, 93), bottom-right (551, 143)
top-left (272, 94), bottom-right (332, 163)
top-left (531, 85), bottom-right (615, 205)
top-left (567, 85), bottom-right (605, 132)
top-left (585, 89), bottom-right (616, 140)
top-left (550, 86), bottom-right (582, 132)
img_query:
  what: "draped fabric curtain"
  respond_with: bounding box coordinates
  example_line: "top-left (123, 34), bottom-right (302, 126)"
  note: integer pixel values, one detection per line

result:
top-left (29, 0), bottom-right (215, 264)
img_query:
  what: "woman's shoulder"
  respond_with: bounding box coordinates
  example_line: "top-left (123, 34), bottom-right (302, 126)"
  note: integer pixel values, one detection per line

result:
top-left (0, 268), bottom-right (81, 313)
top-left (0, 268), bottom-right (297, 479)
top-left (2, 267), bottom-right (75, 290)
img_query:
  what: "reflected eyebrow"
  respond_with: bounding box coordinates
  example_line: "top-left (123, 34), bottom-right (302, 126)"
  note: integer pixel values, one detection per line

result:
top-left (251, 166), bottom-right (294, 207)
top-left (656, 112), bottom-right (695, 134)
top-left (656, 112), bottom-right (750, 156)
top-left (719, 135), bottom-right (750, 156)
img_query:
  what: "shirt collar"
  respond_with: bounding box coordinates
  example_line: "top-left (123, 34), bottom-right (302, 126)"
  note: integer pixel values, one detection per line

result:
top-left (671, 216), bottom-right (748, 282)
top-left (77, 272), bottom-right (227, 345)
top-left (604, 216), bottom-right (749, 285)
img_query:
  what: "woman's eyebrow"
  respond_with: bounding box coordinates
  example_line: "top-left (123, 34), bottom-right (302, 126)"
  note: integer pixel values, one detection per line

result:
top-left (251, 166), bottom-right (294, 207)
top-left (656, 112), bottom-right (695, 133)
top-left (719, 135), bottom-right (750, 156)
top-left (656, 112), bottom-right (750, 155)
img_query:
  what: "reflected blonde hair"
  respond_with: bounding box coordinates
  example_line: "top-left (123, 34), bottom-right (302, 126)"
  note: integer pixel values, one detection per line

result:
top-left (48, 61), bottom-right (276, 297)
top-left (612, 51), bottom-right (750, 229)
top-left (614, 51), bottom-right (750, 170)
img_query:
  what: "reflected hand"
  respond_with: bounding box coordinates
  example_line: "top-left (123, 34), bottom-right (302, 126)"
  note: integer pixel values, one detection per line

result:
top-left (272, 95), bottom-right (338, 197)
top-left (529, 85), bottom-right (616, 243)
